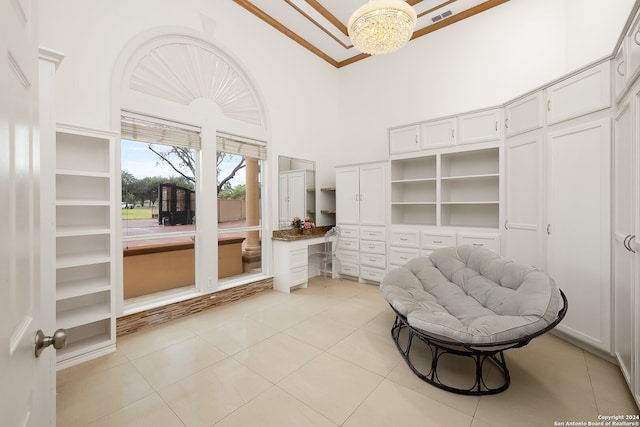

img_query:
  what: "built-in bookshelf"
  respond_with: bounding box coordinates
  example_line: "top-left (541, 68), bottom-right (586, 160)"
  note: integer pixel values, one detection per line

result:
top-left (390, 147), bottom-right (499, 228)
top-left (55, 126), bottom-right (116, 368)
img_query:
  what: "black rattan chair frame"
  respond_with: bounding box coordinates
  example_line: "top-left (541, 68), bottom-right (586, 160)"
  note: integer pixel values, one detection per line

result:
top-left (389, 290), bottom-right (568, 396)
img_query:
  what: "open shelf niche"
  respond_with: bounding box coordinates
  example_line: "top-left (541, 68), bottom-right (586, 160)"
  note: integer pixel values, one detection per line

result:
top-left (391, 147), bottom-right (499, 229)
top-left (55, 126), bottom-right (116, 368)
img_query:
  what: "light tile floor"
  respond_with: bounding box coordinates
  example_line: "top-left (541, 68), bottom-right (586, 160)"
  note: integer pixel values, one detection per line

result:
top-left (57, 277), bottom-right (640, 427)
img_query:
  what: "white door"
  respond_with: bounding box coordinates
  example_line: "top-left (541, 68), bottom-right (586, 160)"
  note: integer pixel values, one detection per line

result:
top-left (279, 173), bottom-right (289, 228)
top-left (1, 1), bottom-right (56, 426)
top-left (547, 118), bottom-right (611, 352)
top-left (359, 164), bottom-right (386, 226)
top-left (288, 171), bottom-right (306, 221)
top-left (336, 167), bottom-right (360, 225)
top-left (505, 132), bottom-right (544, 267)
top-left (613, 97), bottom-right (634, 384)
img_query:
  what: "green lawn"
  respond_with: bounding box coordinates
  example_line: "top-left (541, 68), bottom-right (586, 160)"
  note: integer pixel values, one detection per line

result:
top-left (121, 206), bottom-right (155, 220)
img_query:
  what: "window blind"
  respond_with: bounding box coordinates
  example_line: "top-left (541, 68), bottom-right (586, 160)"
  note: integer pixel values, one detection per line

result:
top-left (216, 132), bottom-right (266, 160)
top-left (121, 111), bottom-right (201, 148)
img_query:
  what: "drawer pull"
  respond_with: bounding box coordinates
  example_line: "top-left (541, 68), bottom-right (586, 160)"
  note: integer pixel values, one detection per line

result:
top-left (617, 60), bottom-right (626, 77)
top-left (368, 246), bottom-right (376, 249)
top-left (368, 233), bottom-right (376, 236)
top-left (369, 258), bottom-right (377, 262)
top-left (472, 243), bottom-right (484, 247)
top-left (432, 240), bottom-right (442, 244)
top-left (635, 29), bottom-right (640, 45)
top-left (400, 256), bottom-right (408, 260)
top-left (400, 238), bottom-right (408, 241)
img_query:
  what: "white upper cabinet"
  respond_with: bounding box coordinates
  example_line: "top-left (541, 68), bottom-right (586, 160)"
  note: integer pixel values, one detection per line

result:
top-left (336, 167), bottom-right (360, 225)
top-left (389, 125), bottom-right (419, 154)
top-left (336, 163), bottom-right (386, 226)
top-left (358, 163), bottom-right (386, 226)
top-left (504, 92), bottom-right (545, 138)
top-left (457, 108), bottom-right (502, 145)
top-left (420, 117), bottom-right (456, 150)
top-left (546, 62), bottom-right (611, 125)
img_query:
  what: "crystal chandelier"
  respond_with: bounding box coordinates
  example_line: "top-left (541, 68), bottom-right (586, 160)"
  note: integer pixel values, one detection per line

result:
top-left (348, 0), bottom-right (417, 55)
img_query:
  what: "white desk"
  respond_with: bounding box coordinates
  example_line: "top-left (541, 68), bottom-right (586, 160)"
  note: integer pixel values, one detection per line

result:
top-left (272, 236), bottom-right (333, 293)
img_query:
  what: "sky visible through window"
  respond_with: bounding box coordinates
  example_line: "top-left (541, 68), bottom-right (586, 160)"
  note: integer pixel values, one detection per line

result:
top-left (121, 139), bottom-right (245, 186)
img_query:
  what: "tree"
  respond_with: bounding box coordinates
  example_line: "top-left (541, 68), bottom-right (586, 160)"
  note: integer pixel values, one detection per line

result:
top-left (147, 145), bottom-right (196, 185)
top-left (147, 144), bottom-right (245, 195)
top-left (217, 153), bottom-right (245, 195)
top-left (121, 170), bottom-right (138, 203)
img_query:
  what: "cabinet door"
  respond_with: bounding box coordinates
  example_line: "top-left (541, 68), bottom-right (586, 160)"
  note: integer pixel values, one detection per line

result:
top-left (547, 118), bottom-right (611, 352)
top-left (457, 109), bottom-right (502, 145)
top-left (359, 164), bottom-right (386, 226)
top-left (546, 62), bottom-right (611, 125)
top-left (613, 97), bottom-right (634, 384)
top-left (628, 13), bottom-right (640, 83)
top-left (505, 132), bottom-right (543, 267)
top-left (279, 173), bottom-right (289, 227)
top-left (614, 44), bottom-right (628, 101)
top-left (504, 92), bottom-right (544, 138)
top-left (336, 167), bottom-right (360, 225)
top-left (288, 172), bottom-right (306, 221)
top-left (389, 125), bottom-right (419, 154)
top-left (420, 118), bottom-right (456, 149)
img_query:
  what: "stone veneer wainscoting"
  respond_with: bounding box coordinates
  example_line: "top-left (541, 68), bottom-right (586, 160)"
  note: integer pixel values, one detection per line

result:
top-left (116, 277), bottom-right (273, 336)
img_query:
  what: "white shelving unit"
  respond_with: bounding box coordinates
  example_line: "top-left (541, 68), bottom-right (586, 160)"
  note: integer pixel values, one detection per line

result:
top-left (55, 126), bottom-right (116, 368)
top-left (391, 147), bottom-right (499, 229)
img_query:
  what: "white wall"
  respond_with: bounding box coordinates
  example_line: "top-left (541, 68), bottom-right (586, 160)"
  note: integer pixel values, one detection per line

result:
top-left (38, 0), bottom-right (341, 228)
top-left (39, 0), bottom-right (637, 225)
top-left (565, 0), bottom-right (635, 71)
top-left (336, 0), bottom-right (635, 164)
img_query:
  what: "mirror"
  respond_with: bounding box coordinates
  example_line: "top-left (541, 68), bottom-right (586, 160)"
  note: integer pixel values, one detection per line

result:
top-left (278, 156), bottom-right (315, 229)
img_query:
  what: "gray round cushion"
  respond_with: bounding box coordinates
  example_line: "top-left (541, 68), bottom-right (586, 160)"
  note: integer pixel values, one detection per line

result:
top-left (380, 246), bottom-right (564, 344)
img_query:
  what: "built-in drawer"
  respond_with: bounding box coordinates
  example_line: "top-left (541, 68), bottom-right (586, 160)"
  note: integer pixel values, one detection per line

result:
top-left (359, 227), bottom-right (385, 241)
top-left (289, 248), bottom-right (308, 269)
top-left (340, 263), bottom-right (359, 277)
top-left (457, 233), bottom-right (500, 254)
top-left (339, 226), bottom-right (359, 239)
top-left (360, 266), bottom-right (386, 283)
top-left (290, 266), bottom-right (308, 287)
top-left (359, 253), bottom-right (386, 269)
top-left (389, 248), bottom-right (420, 266)
top-left (360, 240), bottom-right (386, 255)
top-left (337, 249), bottom-right (358, 266)
top-left (421, 231), bottom-right (456, 249)
top-left (337, 238), bottom-right (359, 252)
top-left (389, 229), bottom-right (419, 248)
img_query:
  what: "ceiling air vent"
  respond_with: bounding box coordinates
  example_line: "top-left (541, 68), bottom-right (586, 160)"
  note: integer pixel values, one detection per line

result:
top-left (432, 10), bottom-right (453, 23)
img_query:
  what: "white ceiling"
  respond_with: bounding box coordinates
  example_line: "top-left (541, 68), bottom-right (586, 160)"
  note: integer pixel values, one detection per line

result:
top-left (233, 0), bottom-right (510, 67)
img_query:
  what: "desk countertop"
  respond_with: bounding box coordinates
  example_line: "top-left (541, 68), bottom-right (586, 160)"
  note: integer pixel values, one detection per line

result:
top-left (271, 225), bottom-right (334, 241)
